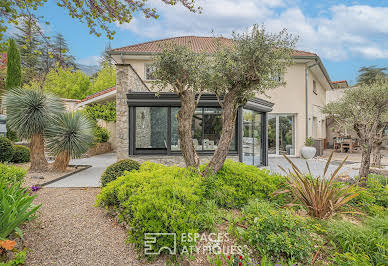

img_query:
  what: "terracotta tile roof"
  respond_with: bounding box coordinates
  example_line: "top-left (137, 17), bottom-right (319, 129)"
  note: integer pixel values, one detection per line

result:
top-left (80, 87), bottom-right (116, 103)
top-left (111, 36), bottom-right (317, 57)
top-left (332, 80), bottom-right (347, 84)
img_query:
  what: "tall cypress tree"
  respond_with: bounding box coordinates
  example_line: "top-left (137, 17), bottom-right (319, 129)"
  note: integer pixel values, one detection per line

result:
top-left (6, 39), bottom-right (22, 89)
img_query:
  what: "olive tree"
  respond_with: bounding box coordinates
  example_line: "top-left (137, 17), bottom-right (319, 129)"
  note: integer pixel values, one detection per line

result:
top-left (152, 45), bottom-right (210, 168)
top-left (322, 81), bottom-right (388, 182)
top-left (202, 25), bottom-right (296, 175)
top-left (152, 25), bottom-right (296, 175)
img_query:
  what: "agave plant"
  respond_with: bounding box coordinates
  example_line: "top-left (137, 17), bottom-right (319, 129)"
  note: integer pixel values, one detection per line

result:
top-left (3, 88), bottom-right (64, 172)
top-left (274, 152), bottom-right (359, 219)
top-left (45, 112), bottom-right (94, 172)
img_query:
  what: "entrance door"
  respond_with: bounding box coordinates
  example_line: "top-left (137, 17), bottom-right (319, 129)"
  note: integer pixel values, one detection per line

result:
top-left (242, 109), bottom-right (262, 166)
top-left (268, 114), bottom-right (295, 156)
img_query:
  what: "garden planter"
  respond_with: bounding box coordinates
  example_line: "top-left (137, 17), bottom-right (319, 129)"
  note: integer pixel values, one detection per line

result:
top-left (301, 146), bottom-right (316, 159)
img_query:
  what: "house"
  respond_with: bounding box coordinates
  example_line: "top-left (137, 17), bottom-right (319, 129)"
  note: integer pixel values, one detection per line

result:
top-left (81, 36), bottom-right (334, 165)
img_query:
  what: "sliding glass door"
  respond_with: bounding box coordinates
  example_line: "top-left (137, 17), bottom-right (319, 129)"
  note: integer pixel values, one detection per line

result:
top-left (267, 114), bottom-right (295, 155)
top-left (242, 109), bottom-right (262, 166)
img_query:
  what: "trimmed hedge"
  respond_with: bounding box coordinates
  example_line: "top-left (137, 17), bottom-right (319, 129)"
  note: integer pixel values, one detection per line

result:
top-left (0, 136), bottom-right (14, 163)
top-left (11, 145), bottom-right (30, 163)
top-left (100, 159), bottom-right (140, 187)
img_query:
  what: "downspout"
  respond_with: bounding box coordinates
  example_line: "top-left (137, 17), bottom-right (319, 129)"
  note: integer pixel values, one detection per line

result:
top-left (305, 61), bottom-right (318, 138)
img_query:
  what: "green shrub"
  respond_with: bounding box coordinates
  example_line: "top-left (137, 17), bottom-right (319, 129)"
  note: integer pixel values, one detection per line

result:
top-left (6, 123), bottom-right (19, 142)
top-left (0, 137), bottom-right (14, 163)
top-left (201, 160), bottom-right (285, 208)
top-left (100, 159), bottom-right (140, 187)
top-left (97, 164), bottom-right (214, 256)
top-left (236, 199), bottom-right (322, 263)
top-left (11, 145), bottom-right (30, 163)
top-left (349, 176), bottom-right (388, 216)
top-left (0, 163), bottom-right (26, 184)
top-left (326, 218), bottom-right (387, 265)
top-left (82, 101), bottom-right (116, 122)
top-left (0, 181), bottom-right (40, 239)
top-left (94, 126), bottom-right (110, 143)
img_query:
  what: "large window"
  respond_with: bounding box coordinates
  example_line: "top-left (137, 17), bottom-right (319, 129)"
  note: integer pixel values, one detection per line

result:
top-left (135, 107), bottom-right (168, 149)
top-left (242, 109), bottom-right (262, 166)
top-left (268, 114), bottom-right (295, 155)
top-left (170, 107), bottom-right (235, 152)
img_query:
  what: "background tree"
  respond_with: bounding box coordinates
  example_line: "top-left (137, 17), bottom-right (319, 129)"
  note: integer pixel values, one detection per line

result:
top-left (52, 33), bottom-right (76, 68)
top-left (14, 14), bottom-right (42, 84)
top-left (4, 88), bottom-right (64, 172)
top-left (91, 62), bottom-right (116, 92)
top-left (356, 65), bottom-right (388, 167)
top-left (357, 66), bottom-right (387, 85)
top-left (99, 43), bottom-right (113, 67)
top-left (46, 112), bottom-right (94, 171)
top-left (322, 81), bottom-right (388, 182)
top-left (36, 64), bottom-right (91, 99)
top-left (5, 39), bottom-right (21, 89)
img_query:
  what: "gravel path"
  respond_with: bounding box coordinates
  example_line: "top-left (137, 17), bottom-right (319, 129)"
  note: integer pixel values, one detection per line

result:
top-left (22, 188), bottom-right (164, 266)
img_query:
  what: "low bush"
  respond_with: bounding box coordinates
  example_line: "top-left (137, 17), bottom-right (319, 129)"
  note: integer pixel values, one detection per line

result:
top-left (11, 145), bottom-right (30, 163)
top-left (96, 163), bottom-right (214, 256)
top-left (326, 218), bottom-right (387, 265)
top-left (0, 163), bottom-right (26, 185)
top-left (349, 175), bottom-right (388, 216)
top-left (0, 137), bottom-right (14, 163)
top-left (100, 159), bottom-right (140, 187)
top-left (235, 199), bottom-right (323, 263)
top-left (202, 160), bottom-right (285, 208)
top-left (94, 126), bottom-right (110, 143)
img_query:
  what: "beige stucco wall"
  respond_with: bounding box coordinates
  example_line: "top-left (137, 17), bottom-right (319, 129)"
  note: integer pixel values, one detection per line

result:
top-left (120, 58), bottom-right (331, 157)
top-left (260, 63), bottom-right (328, 156)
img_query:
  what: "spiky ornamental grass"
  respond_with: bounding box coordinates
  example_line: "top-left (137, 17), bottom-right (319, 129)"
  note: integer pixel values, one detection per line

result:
top-left (3, 88), bottom-right (64, 138)
top-left (45, 112), bottom-right (94, 159)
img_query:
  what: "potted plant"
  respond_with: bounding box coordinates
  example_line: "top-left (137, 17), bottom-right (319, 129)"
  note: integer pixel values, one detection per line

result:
top-left (301, 137), bottom-right (316, 159)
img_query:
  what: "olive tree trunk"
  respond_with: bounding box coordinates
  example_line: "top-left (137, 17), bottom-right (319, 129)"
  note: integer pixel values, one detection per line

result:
top-left (52, 151), bottom-right (71, 172)
top-left (371, 141), bottom-right (382, 168)
top-left (178, 90), bottom-right (200, 169)
top-left (202, 92), bottom-right (238, 176)
top-left (29, 134), bottom-right (49, 172)
top-left (359, 141), bottom-right (373, 185)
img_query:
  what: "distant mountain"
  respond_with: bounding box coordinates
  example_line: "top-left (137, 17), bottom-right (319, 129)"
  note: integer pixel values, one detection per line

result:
top-left (77, 64), bottom-right (100, 76)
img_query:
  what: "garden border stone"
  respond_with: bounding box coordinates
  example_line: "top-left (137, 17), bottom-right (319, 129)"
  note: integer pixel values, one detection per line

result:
top-left (40, 165), bottom-right (92, 187)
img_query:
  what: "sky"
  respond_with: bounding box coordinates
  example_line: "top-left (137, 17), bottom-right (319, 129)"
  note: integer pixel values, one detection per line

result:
top-left (30, 0), bottom-right (388, 84)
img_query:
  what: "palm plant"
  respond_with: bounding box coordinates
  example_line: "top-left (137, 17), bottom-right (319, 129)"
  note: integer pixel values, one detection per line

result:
top-left (45, 112), bottom-right (94, 172)
top-left (3, 88), bottom-right (64, 172)
top-left (274, 152), bottom-right (359, 219)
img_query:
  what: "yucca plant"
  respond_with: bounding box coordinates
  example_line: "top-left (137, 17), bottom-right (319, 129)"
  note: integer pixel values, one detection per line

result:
top-left (45, 112), bottom-right (94, 172)
top-left (3, 88), bottom-right (64, 172)
top-left (274, 152), bottom-right (359, 219)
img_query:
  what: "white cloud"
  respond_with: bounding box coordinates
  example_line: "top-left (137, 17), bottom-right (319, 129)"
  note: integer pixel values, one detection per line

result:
top-left (77, 55), bottom-right (99, 66)
top-left (116, 1), bottom-right (388, 60)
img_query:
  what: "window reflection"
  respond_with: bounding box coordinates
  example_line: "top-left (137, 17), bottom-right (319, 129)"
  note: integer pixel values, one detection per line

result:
top-left (135, 107), bottom-right (168, 149)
